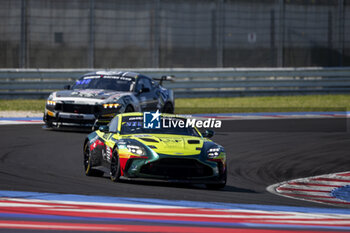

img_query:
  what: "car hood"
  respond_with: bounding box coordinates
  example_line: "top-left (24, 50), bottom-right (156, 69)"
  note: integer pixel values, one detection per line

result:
top-left (130, 134), bottom-right (203, 156)
top-left (51, 89), bottom-right (131, 104)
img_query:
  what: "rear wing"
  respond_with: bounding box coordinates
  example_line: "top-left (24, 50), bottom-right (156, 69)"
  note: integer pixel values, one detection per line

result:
top-left (154, 75), bottom-right (174, 85)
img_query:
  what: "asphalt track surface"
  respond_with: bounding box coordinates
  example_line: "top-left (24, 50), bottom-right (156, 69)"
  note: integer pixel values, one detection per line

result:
top-left (0, 118), bottom-right (349, 210)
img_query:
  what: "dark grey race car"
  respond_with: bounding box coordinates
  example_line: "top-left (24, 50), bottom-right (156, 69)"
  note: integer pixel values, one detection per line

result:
top-left (44, 71), bottom-right (174, 129)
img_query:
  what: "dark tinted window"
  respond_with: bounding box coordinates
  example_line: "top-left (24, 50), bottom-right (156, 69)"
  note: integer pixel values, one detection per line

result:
top-left (135, 78), bottom-right (152, 92)
top-left (120, 116), bottom-right (200, 136)
top-left (72, 76), bottom-right (135, 92)
top-left (108, 116), bottom-right (119, 132)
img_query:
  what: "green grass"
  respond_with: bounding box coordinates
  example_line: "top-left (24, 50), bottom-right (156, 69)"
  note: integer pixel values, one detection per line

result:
top-left (175, 94), bottom-right (350, 113)
top-left (0, 94), bottom-right (349, 114)
top-left (0, 99), bottom-right (46, 112)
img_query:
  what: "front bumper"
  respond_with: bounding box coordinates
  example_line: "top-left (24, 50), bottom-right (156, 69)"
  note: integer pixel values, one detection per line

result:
top-left (44, 107), bottom-right (119, 128)
top-left (119, 176), bottom-right (225, 184)
top-left (124, 155), bottom-right (226, 184)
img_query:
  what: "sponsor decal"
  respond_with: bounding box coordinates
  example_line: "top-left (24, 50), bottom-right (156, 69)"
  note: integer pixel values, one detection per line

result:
top-left (103, 76), bottom-right (133, 81)
top-left (126, 121), bottom-right (143, 127)
top-left (132, 134), bottom-right (153, 137)
top-left (143, 110), bottom-right (161, 129)
top-left (102, 145), bottom-right (112, 162)
top-left (82, 76), bottom-right (100, 79)
top-left (162, 117), bottom-right (221, 128)
top-left (71, 90), bottom-right (102, 98)
top-left (143, 110), bottom-right (222, 129)
top-left (90, 139), bottom-right (104, 151)
top-left (76, 79), bottom-right (92, 84)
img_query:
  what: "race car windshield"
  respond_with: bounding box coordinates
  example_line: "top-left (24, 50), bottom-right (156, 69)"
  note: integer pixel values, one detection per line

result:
top-left (72, 76), bottom-right (135, 92)
top-left (120, 116), bottom-right (200, 137)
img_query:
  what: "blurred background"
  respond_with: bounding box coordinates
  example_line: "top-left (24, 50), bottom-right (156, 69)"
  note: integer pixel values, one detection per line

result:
top-left (0, 0), bottom-right (349, 69)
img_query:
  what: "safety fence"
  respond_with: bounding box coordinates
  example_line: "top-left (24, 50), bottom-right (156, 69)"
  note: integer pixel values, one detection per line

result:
top-left (0, 67), bottom-right (349, 99)
top-left (1, 0), bottom-right (349, 68)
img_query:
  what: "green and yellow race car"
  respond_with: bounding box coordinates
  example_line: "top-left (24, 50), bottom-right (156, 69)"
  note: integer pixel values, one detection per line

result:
top-left (83, 112), bottom-right (227, 189)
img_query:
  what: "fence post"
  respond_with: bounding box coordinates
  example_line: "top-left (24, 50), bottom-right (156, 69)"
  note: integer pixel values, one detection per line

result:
top-left (270, 9), bottom-right (275, 67)
top-left (277, 0), bottom-right (284, 67)
top-left (328, 10), bottom-right (333, 65)
top-left (216, 0), bottom-right (224, 67)
top-left (20, 0), bottom-right (27, 68)
top-left (151, 0), bottom-right (160, 68)
top-left (89, 0), bottom-right (95, 68)
top-left (338, 0), bottom-right (344, 67)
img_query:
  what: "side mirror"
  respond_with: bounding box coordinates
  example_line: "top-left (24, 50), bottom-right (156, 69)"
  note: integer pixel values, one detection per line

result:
top-left (159, 75), bottom-right (174, 85)
top-left (64, 85), bottom-right (71, 90)
top-left (202, 129), bottom-right (214, 138)
top-left (99, 125), bottom-right (109, 133)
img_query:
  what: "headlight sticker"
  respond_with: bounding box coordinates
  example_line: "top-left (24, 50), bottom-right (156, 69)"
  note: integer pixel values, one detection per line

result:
top-left (207, 147), bottom-right (223, 159)
top-left (126, 145), bottom-right (145, 156)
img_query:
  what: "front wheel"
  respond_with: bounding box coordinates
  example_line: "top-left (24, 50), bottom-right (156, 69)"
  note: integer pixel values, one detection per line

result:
top-left (206, 169), bottom-right (227, 190)
top-left (84, 142), bottom-right (104, 177)
top-left (43, 114), bottom-right (53, 128)
top-left (110, 148), bottom-right (121, 182)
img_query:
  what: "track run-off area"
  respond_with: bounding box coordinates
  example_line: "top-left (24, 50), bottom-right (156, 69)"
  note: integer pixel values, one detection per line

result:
top-left (0, 112), bottom-right (350, 232)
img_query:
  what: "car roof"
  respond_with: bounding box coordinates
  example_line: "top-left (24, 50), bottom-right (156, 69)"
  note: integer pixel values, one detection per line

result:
top-left (81, 71), bottom-right (150, 79)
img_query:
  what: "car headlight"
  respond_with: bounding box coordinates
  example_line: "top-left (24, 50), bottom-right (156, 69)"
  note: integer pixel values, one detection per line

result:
top-left (207, 146), bottom-right (224, 159)
top-left (46, 100), bottom-right (56, 106)
top-left (103, 103), bottom-right (120, 109)
top-left (127, 144), bottom-right (146, 156)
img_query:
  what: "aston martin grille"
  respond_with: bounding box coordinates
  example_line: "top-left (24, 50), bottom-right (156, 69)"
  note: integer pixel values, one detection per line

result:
top-left (140, 158), bottom-right (213, 178)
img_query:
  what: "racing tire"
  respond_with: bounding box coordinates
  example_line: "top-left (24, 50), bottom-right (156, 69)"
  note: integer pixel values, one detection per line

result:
top-left (110, 148), bottom-right (121, 182)
top-left (206, 168), bottom-right (227, 190)
top-left (84, 142), bottom-right (104, 177)
top-left (162, 102), bottom-right (174, 114)
top-left (43, 114), bottom-right (53, 128)
top-left (124, 105), bottom-right (134, 113)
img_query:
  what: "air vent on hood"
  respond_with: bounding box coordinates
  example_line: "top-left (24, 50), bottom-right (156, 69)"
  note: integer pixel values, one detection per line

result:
top-left (140, 138), bottom-right (159, 143)
top-left (187, 140), bottom-right (200, 144)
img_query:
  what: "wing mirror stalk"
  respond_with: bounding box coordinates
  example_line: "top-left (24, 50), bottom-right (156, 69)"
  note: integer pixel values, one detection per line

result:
top-left (202, 129), bottom-right (215, 138)
top-left (99, 125), bottom-right (109, 133)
